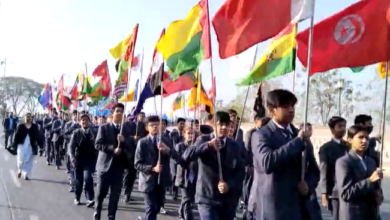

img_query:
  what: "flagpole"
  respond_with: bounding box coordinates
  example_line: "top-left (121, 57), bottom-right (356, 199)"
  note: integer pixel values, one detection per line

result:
top-left (157, 68), bottom-right (164, 185)
top-left (84, 63), bottom-right (88, 112)
top-left (205, 0), bottom-right (223, 182)
top-left (292, 24), bottom-right (298, 93)
top-left (301, 13), bottom-right (316, 181)
top-left (235, 45), bottom-right (258, 141)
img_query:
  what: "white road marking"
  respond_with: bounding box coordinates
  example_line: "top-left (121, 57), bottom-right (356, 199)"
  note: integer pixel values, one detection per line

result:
top-left (3, 152), bottom-right (9, 161)
top-left (9, 169), bottom-right (21, 188)
top-left (30, 215), bottom-right (39, 220)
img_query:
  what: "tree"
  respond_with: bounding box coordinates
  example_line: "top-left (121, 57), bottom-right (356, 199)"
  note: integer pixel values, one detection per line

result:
top-left (0, 77), bottom-right (43, 116)
top-left (295, 69), bottom-right (370, 125)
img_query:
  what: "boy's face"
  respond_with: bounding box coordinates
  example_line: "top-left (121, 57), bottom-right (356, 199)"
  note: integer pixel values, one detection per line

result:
top-left (147, 121), bottom-right (160, 135)
top-left (184, 128), bottom-right (193, 142)
top-left (216, 121), bottom-right (229, 137)
top-left (270, 104), bottom-right (295, 124)
top-left (349, 131), bottom-right (368, 152)
top-left (331, 121), bottom-right (346, 139)
top-left (254, 118), bottom-right (262, 128)
top-left (162, 122), bottom-right (167, 130)
top-left (195, 122), bottom-right (200, 131)
top-left (228, 122), bottom-right (235, 138)
top-left (178, 121), bottom-right (185, 130)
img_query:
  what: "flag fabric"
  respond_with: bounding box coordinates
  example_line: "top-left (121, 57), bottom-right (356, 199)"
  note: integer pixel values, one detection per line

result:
top-left (120, 79), bottom-right (139, 102)
top-left (187, 78), bottom-right (214, 114)
top-left (208, 76), bottom-right (216, 104)
top-left (131, 79), bottom-right (154, 117)
top-left (253, 82), bottom-right (266, 117)
top-left (109, 24), bottom-right (139, 59)
top-left (156, 0), bottom-right (211, 79)
top-left (212, 0), bottom-right (314, 59)
top-left (237, 24), bottom-right (297, 86)
top-left (70, 76), bottom-right (79, 100)
top-left (92, 60), bottom-right (111, 97)
top-left (38, 83), bottom-right (52, 109)
top-left (378, 62), bottom-right (390, 79)
top-left (150, 29), bottom-right (166, 77)
top-left (296, 0), bottom-right (390, 75)
top-left (350, 67), bottom-right (365, 73)
top-left (172, 93), bottom-right (185, 111)
top-left (163, 71), bottom-right (197, 97)
top-left (56, 93), bottom-right (71, 111)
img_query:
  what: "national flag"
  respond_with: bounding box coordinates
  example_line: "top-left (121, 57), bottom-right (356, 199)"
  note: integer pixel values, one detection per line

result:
top-left (109, 24), bottom-right (139, 60)
top-left (229, 46), bottom-right (257, 79)
top-left (131, 79), bottom-right (154, 117)
top-left (208, 76), bottom-right (216, 104)
top-left (212, 0), bottom-right (314, 58)
top-left (38, 83), bottom-right (52, 109)
top-left (70, 76), bottom-right (79, 100)
top-left (237, 24), bottom-right (297, 86)
top-left (56, 93), bottom-right (71, 111)
top-left (149, 29), bottom-right (165, 77)
top-left (172, 93), bottom-right (185, 111)
top-left (187, 77), bottom-right (214, 114)
top-left (120, 79), bottom-right (139, 102)
top-left (378, 62), bottom-right (390, 79)
top-left (253, 82), bottom-right (266, 117)
top-left (163, 71), bottom-right (197, 97)
top-left (92, 60), bottom-right (111, 97)
top-left (296, 0), bottom-right (390, 75)
top-left (156, 0), bottom-right (211, 79)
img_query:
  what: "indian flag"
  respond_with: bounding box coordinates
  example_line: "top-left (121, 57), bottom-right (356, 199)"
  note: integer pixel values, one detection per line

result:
top-left (237, 23), bottom-right (297, 86)
top-left (156, 0), bottom-right (211, 80)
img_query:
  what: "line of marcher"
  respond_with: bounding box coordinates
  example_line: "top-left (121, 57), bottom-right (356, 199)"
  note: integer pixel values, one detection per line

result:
top-left (2, 89), bottom-right (385, 220)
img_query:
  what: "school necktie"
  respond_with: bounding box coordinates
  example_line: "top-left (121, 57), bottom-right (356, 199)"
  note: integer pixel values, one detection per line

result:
top-left (280, 128), bottom-right (293, 140)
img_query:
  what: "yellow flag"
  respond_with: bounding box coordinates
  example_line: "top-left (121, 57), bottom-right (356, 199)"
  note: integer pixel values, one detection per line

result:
top-left (378, 62), bottom-right (390, 79)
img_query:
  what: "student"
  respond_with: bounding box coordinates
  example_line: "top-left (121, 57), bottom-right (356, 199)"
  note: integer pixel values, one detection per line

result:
top-left (94, 103), bottom-right (135, 220)
top-left (134, 115), bottom-right (179, 220)
top-left (170, 117), bottom-right (186, 200)
top-left (175, 125), bottom-right (198, 220)
top-left (336, 125), bottom-right (383, 220)
top-left (354, 114), bottom-right (380, 167)
top-left (68, 113), bottom-right (97, 207)
top-left (251, 89), bottom-right (317, 220)
top-left (243, 115), bottom-right (271, 220)
top-left (227, 109), bottom-right (244, 143)
top-left (182, 111), bottom-right (245, 220)
top-left (319, 116), bottom-right (348, 220)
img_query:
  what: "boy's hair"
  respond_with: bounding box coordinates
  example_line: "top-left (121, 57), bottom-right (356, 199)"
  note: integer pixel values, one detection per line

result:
top-left (162, 119), bottom-right (168, 125)
top-left (193, 119), bottom-right (199, 124)
top-left (177, 117), bottom-right (186, 123)
top-left (214, 111), bottom-right (230, 124)
top-left (207, 114), bottom-right (213, 120)
top-left (111, 103), bottom-right (125, 113)
top-left (146, 115), bottom-right (160, 124)
top-left (354, 114), bottom-right (372, 125)
top-left (347, 125), bottom-right (368, 139)
top-left (266, 89), bottom-right (297, 109)
top-left (299, 122), bottom-right (312, 130)
top-left (328, 116), bottom-right (346, 129)
top-left (227, 109), bottom-right (237, 115)
top-left (261, 117), bottom-right (271, 126)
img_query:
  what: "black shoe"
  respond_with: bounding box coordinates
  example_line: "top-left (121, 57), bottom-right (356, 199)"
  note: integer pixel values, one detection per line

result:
top-left (69, 187), bottom-right (75, 193)
top-left (125, 195), bottom-right (131, 204)
top-left (93, 212), bottom-right (100, 220)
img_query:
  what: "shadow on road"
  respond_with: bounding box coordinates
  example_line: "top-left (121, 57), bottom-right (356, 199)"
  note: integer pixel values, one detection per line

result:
top-left (30, 178), bottom-right (69, 185)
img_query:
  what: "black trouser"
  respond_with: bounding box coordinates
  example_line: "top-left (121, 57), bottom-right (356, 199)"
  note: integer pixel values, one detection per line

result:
top-left (144, 184), bottom-right (166, 220)
top-left (74, 159), bottom-right (95, 201)
top-left (4, 131), bottom-right (13, 148)
top-left (45, 138), bottom-right (53, 163)
top-left (53, 141), bottom-right (62, 167)
top-left (95, 170), bottom-right (124, 220)
top-left (123, 167), bottom-right (137, 197)
top-left (242, 171), bottom-right (253, 208)
top-left (178, 182), bottom-right (196, 220)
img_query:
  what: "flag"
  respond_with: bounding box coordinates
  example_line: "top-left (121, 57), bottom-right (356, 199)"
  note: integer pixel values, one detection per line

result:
top-left (212, 0), bottom-right (314, 58)
top-left (109, 24), bottom-right (139, 59)
top-left (132, 79), bottom-right (154, 117)
top-left (350, 67), bottom-right (365, 73)
top-left (187, 77), bottom-right (214, 114)
top-left (253, 82), bottom-right (266, 117)
top-left (172, 93), bottom-right (185, 111)
top-left (378, 62), bottom-right (390, 79)
top-left (150, 29), bottom-right (166, 77)
top-left (70, 76), bottom-right (79, 100)
top-left (208, 76), bottom-right (216, 104)
top-left (296, 0), bottom-right (390, 75)
top-left (237, 24), bottom-right (297, 86)
top-left (156, 0), bottom-right (211, 79)
top-left (120, 79), bottom-right (139, 102)
top-left (92, 60), bottom-right (111, 97)
top-left (163, 71), bottom-right (197, 97)
top-left (38, 83), bottom-right (52, 109)
top-left (56, 93), bottom-right (71, 111)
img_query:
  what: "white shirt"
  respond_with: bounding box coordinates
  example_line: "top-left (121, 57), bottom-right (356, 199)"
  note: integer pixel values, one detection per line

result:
top-left (272, 119), bottom-right (293, 138)
top-left (332, 138), bottom-right (341, 144)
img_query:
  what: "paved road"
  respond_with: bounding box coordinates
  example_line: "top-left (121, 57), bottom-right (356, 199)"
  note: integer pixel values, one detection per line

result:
top-left (1, 145), bottom-right (390, 220)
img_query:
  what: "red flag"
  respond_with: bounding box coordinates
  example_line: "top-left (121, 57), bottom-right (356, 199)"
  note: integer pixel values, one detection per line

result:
top-left (297, 0), bottom-right (390, 75)
top-left (58, 76), bottom-right (64, 94)
top-left (92, 60), bottom-right (111, 96)
top-left (212, 0), bottom-right (301, 59)
top-left (124, 24), bottom-right (139, 64)
top-left (92, 60), bottom-right (109, 78)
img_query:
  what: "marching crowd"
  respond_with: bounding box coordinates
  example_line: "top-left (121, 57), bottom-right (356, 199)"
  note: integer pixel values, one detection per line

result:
top-left (2, 89), bottom-right (385, 220)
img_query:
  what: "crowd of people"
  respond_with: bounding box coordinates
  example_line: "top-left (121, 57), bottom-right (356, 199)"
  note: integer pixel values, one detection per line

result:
top-left (2, 89), bottom-right (385, 220)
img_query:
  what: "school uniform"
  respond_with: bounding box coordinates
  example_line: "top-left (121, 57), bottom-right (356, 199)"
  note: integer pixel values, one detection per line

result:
top-left (134, 134), bottom-right (180, 220)
top-left (336, 151), bottom-right (382, 220)
top-left (169, 128), bottom-right (184, 199)
top-left (319, 139), bottom-right (349, 220)
top-left (175, 142), bottom-right (198, 220)
top-left (251, 120), bottom-right (318, 220)
top-left (182, 135), bottom-right (245, 220)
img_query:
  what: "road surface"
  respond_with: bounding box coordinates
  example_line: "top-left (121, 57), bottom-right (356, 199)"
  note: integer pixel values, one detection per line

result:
top-left (1, 145), bottom-right (390, 220)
